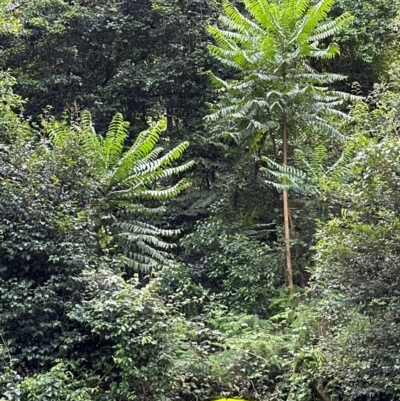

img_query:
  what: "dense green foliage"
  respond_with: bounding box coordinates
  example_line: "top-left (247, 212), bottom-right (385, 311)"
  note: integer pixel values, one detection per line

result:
top-left (313, 90), bottom-right (400, 400)
top-left (2, 0), bottom-right (400, 400)
top-left (327, 0), bottom-right (399, 93)
top-left (179, 216), bottom-right (282, 317)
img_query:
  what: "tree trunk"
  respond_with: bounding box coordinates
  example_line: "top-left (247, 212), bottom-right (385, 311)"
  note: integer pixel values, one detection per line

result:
top-left (282, 120), bottom-right (294, 296)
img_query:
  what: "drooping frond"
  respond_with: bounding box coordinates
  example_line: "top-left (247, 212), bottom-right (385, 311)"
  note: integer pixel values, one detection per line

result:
top-left (135, 179), bottom-right (193, 201)
top-left (117, 220), bottom-right (180, 271)
top-left (309, 11), bottom-right (353, 42)
top-left (261, 156), bottom-right (315, 193)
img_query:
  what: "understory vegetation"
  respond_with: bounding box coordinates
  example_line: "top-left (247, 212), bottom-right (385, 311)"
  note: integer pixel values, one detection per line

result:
top-left (1, 0), bottom-right (400, 400)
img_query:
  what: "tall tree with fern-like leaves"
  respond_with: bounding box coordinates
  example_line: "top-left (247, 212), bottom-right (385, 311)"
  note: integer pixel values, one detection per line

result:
top-left (207, 0), bottom-right (355, 296)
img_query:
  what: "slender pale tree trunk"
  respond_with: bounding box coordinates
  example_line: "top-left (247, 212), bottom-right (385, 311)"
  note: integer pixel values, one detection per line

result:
top-left (282, 120), bottom-right (294, 296)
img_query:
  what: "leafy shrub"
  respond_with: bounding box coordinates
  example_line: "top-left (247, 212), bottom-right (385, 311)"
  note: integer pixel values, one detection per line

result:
top-left (4, 363), bottom-right (92, 401)
top-left (180, 217), bottom-right (282, 317)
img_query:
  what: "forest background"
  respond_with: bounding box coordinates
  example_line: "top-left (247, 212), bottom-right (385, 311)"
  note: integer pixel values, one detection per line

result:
top-left (1, 0), bottom-right (400, 400)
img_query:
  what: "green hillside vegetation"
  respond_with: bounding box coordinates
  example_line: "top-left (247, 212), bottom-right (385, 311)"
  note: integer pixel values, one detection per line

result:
top-left (1, 0), bottom-right (400, 400)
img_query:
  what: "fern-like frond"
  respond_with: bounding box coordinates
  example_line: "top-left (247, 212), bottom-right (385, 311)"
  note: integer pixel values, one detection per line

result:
top-left (136, 179), bottom-right (192, 201)
top-left (309, 11), bottom-right (353, 42)
top-left (119, 203), bottom-right (166, 216)
top-left (261, 156), bottom-right (314, 193)
top-left (119, 220), bottom-right (179, 236)
top-left (222, 0), bottom-right (266, 35)
top-left (101, 113), bottom-right (129, 170)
